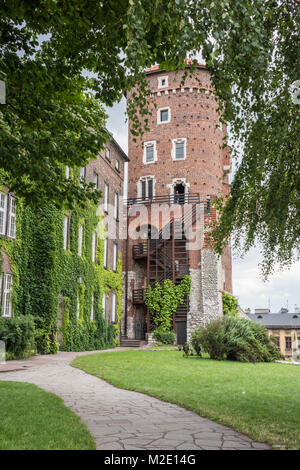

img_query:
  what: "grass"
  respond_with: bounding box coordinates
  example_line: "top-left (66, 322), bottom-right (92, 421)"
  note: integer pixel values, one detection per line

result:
top-left (72, 350), bottom-right (300, 450)
top-left (0, 381), bottom-right (96, 450)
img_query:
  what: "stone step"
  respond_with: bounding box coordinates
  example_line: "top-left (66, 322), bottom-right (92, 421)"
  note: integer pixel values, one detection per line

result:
top-left (120, 339), bottom-right (147, 348)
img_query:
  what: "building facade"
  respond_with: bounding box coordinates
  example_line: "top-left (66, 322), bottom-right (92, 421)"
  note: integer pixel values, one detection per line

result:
top-left (122, 65), bottom-right (232, 345)
top-left (0, 136), bottom-right (128, 352)
top-left (247, 312), bottom-right (300, 359)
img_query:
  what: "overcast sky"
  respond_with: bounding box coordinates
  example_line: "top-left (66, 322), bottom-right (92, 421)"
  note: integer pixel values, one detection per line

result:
top-left (105, 99), bottom-right (300, 314)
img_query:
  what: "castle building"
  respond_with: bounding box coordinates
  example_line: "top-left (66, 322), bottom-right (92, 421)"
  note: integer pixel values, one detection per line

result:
top-left (122, 64), bottom-right (232, 345)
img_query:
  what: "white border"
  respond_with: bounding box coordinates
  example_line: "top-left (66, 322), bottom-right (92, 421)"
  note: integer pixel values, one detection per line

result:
top-left (171, 138), bottom-right (187, 161)
top-left (157, 106), bottom-right (171, 124)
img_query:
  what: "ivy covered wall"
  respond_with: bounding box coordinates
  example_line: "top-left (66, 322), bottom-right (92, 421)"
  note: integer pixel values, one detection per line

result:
top-left (0, 197), bottom-right (122, 354)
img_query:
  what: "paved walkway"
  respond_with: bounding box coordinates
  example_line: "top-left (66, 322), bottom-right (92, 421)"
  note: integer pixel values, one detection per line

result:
top-left (0, 350), bottom-right (270, 450)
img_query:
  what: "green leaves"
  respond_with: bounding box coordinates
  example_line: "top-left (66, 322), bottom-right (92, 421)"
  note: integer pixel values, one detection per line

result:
top-left (145, 275), bottom-right (191, 331)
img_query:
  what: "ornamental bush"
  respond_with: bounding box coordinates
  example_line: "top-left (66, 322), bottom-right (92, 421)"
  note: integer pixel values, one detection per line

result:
top-left (152, 328), bottom-right (175, 345)
top-left (191, 315), bottom-right (282, 362)
top-left (0, 315), bottom-right (36, 359)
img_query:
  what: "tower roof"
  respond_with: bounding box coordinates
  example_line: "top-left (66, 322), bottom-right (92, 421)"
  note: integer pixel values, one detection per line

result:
top-left (146, 60), bottom-right (206, 75)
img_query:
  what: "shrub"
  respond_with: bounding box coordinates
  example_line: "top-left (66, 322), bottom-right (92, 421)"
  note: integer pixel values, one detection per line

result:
top-left (152, 328), bottom-right (175, 345)
top-left (192, 315), bottom-right (283, 362)
top-left (0, 315), bottom-right (36, 359)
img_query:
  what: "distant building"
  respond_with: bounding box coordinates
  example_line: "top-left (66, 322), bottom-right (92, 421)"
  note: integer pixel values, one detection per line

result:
top-left (247, 312), bottom-right (300, 358)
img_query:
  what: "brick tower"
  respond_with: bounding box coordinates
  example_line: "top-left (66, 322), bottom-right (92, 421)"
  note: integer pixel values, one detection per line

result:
top-left (122, 64), bottom-right (232, 345)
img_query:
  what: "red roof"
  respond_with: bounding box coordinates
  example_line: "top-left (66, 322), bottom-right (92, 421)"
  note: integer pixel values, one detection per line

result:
top-left (146, 59), bottom-right (205, 74)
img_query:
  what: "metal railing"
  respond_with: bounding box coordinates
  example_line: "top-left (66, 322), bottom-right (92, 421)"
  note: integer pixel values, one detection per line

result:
top-left (126, 192), bottom-right (201, 206)
top-left (133, 289), bottom-right (145, 303)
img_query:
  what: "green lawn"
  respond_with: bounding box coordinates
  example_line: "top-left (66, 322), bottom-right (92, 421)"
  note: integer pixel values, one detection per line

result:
top-left (0, 381), bottom-right (95, 450)
top-left (72, 350), bottom-right (300, 450)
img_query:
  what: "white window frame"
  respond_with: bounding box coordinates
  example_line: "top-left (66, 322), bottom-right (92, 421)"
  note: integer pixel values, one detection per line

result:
top-left (76, 296), bottom-right (80, 319)
top-left (80, 167), bottom-right (85, 181)
top-left (105, 148), bottom-right (110, 161)
top-left (0, 192), bottom-right (8, 236)
top-left (7, 197), bottom-right (16, 239)
top-left (92, 232), bottom-right (97, 263)
top-left (143, 141), bottom-right (157, 164)
top-left (63, 216), bottom-right (69, 250)
top-left (113, 243), bottom-right (118, 271)
top-left (172, 138), bottom-right (187, 161)
top-left (158, 76), bottom-right (168, 89)
top-left (2, 273), bottom-right (13, 317)
top-left (138, 176), bottom-right (155, 200)
top-left (78, 224), bottom-right (84, 256)
top-left (157, 106), bottom-right (171, 124)
top-left (111, 292), bottom-right (117, 323)
top-left (66, 166), bottom-right (70, 179)
top-left (102, 293), bottom-right (106, 318)
top-left (93, 171), bottom-right (98, 189)
top-left (115, 159), bottom-right (120, 172)
top-left (114, 192), bottom-right (119, 220)
top-left (103, 237), bottom-right (108, 268)
top-left (104, 182), bottom-right (109, 212)
top-left (91, 294), bottom-right (96, 321)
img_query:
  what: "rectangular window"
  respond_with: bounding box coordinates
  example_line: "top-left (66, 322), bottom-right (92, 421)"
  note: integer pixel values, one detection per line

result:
top-left (103, 238), bottom-right (108, 268)
top-left (175, 141), bottom-right (185, 159)
top-left (78, 224), bottom-right (84, 256)
top-left (111, 292), bottom-right (117, 323)
top-left (63, 216), bottom-right (69, 250)
top-left (66, 166), bottom-right (70, 179)
top-left (146, 144), bottom-right (154, 163)
top-left (115, 159), bottom-right (120, 172)
top-left (8, 197), bottom-right (16, 238)
top-left (91, 294), bottom-right (96, 321)
top-left (2, 273), bottom-right (13, 317)
top-left (114, 192), bottom-right (119, 220)
top-left (104, 182), bottom-right (109, 212)
top-left (285, 336), bottom-right (292, 349)
top-left (0, 192), bottom-right (8, 235)
top-left (113, 243), bottom-right (118, 271)
top-left (141, 181), bottom-right (146, 200)
top-left (160, 109), bottom-right (169, 122)
top-left (92, 232), bottom-right (97, 263)
top-left (93, 172), bottom-right (99, 189)
top-left (80, 167), bottom-right (85, 181)
top-left (102, 293), bottom-right (106, 318)
top-left (105, 148), bottom-right (110, 161)
top-left (148, 179), bottom-right (153, 199)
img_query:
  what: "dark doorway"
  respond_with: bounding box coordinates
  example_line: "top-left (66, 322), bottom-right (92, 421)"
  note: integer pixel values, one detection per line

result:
top-left (174, 184), bottom-right (185, 204)
top-left (177, 321), bottom-right (187, 345)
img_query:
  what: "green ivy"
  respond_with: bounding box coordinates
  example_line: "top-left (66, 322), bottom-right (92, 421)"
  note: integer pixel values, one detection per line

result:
top-left (145, 275), bottom-right (191, 331)
top-left (222, 291), bottom-right (239, 316)
top-left (0, 194), bottom-right (122, 354)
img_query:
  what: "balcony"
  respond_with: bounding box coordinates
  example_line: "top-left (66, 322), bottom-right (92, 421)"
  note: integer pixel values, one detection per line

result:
top-left (133, 289), bottom-right (145, 304)
top-left (126, 192), bottom-right (203, 206)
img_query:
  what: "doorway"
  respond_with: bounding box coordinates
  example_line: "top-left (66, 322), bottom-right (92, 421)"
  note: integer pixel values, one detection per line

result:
top-left (174, 183), bottom-right (185, 204)
top-left (177, 321), bottom-right (187, 345)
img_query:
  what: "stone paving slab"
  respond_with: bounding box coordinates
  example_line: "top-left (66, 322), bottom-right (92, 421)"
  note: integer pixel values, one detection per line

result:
top-left (0, 349), bottom-right (271, 450)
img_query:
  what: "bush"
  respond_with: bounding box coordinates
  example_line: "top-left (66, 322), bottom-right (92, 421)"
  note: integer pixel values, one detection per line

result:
top-left (191, 315), bottom-right (283, 362)
top-left (222, 291), bottom-right (239, 315)
top-left (152, 328), bottom-right (175, 345)
top-left (0, 315), bottom-right (36, 359)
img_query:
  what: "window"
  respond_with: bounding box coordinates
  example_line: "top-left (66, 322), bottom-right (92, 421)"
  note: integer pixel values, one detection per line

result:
top-left (105, 148), bottom-right (110, 161)
top-left (80, 167), bottom-right (85, 181)
top-left (92, 232), bottom-right (97, 263)
top-left (115, 159), bottom-right (120, 172)
top-left (76, 296), bottom-right (80, 319)
top-left (172, 138), bottom-right (187, 160)
top-left (285, 336), bottom-right (292, 349)
top-left (114, 192), bottom-right (119, 220)
top-left (93, 172), bottom-right (99, 189)
top-left (113, 243), bottom-right (118, 271)
top-left (66, 166), bottom-right (70, 179)
top-left (111, 292), bottom-right (117, 323)
top-left (8, 197), bottom-right (16, 238)
top-left (157, 107), bottom-right (171, 124)
top-left (0, 193), bottom-right (17, 239)
top-left (102, 293), bottom-right (106, 318)
top-left (158, 76), bottom-right (168, 88)
top-left (274, 336), bottom-right (280, 348)
top-left (0, 193), bottom-right (8, 235)
top-left (78, 224), bottom-right (84, 256)
top-left (91, 294), bottom-right (96, 321)
top-left (104, 182), bottom-right (109, 212)
top-left (103, 238), bottom-right (108, 268)
top-left (63, 216), bottom-right (69, 250)
top-left (1, 273), bottom-right (13, 317)
top-left (140, 177), bottom-right (154, 200)
top-left (143, 141), bottom-right (157, 164)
